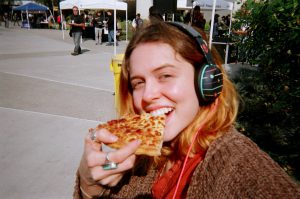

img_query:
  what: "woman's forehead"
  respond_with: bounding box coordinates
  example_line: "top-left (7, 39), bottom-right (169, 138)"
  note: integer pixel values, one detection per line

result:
top-left (128, 42), bottom-right (191, 75)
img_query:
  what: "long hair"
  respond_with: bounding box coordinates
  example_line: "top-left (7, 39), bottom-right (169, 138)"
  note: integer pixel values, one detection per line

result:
top-left (118, 22), bottom-right (239, 165)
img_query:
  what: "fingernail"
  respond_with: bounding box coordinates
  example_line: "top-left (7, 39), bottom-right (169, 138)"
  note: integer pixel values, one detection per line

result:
top-left (110, 135), bottom-right (118, 142)
top-left (135, 139), bottom-right (141, 145)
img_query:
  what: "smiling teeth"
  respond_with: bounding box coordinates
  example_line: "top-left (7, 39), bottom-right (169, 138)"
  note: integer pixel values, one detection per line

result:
top-left (150, 108), bottom-right (173, 116)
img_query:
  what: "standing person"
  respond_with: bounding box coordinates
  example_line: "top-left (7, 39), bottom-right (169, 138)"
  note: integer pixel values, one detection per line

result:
top-left (212, 13), bottom-right (220, 37)
top-left (57, 14), bottom-right (61, 29)
top-left (4, 13), bottom-right (9, 28)
top-left (73, 22), bottom-right (300, 198)
top-left (192, 5), bottom-right (206, 30)
top-left (183, 10), bottom-right (192, 25)
top-left (149, 6), bottom-right (164, 24)
top-left (13, 13), bottom-right (20, 26)
top-left (132, 13), bottom-right (143, 33)
top-left (69, 6), bottom-right (85, 56)
top-left (106, 11), bottom-right (118, 46)
top-left (92, 11), bottom-right (104, 45)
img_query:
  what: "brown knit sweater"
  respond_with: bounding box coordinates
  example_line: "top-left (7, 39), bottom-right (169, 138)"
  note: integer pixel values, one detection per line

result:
top-left (74, 128), bottom-right (300, 198)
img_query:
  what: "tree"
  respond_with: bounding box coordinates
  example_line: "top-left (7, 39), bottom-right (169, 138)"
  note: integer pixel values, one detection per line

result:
top-left (233, 0), bottom-right (300, 181)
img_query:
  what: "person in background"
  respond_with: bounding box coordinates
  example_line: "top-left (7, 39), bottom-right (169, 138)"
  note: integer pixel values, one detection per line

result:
top-left (73, 21), bottom-right (300, 198)
top-left (13, 13), bottom-right (20, 26)
top-left (132, 13), bottom-right (143, 33)
top-left (69, 6), bottom-right (85, 56)
top-left (92, 11), bottom-right (104, 45)
top-left (4, 13), bottom-right (9, 28)
top-left (212, 13), bottom-right (220, 37)
top-left (191, 5), bottom-right (206, 30)
top-left (183, 10), bottom-right (192, 25)
top-left (57, 14), bottom-right (61, 29)
top-left (149, 6), bottom-right (164, 24)
top-left (106, 11), bottom-right (118, 46)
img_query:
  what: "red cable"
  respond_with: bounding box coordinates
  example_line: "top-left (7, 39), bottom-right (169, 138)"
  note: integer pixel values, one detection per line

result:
top-left (172, 99), bottom-right (219, 199)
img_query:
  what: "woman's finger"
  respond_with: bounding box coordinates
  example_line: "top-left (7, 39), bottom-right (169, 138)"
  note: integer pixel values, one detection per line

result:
top-left (86, 128), bottom-right (118, 144)
top-left (104, 140), bottom-right (141, 164)
top-left (89, 154), bottom-right (136, 182)
top-left (97, 173), bottom-right (123, 187)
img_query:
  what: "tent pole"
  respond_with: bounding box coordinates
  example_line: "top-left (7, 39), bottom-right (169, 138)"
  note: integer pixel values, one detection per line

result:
top-left (225, 2), bottom-right (234, 64)
top-left (114, 0), bottom-right (117, 55)
top-left (61, 10), bottom-right (64, 40)
top-left (126, 7), bottom-right (128, 42)
top-left (26, 10), bottom-right (30, 29)
top-left (79, 8), bottom-right (82, 44)
top-left (209, 0), bottom-right (217, 49)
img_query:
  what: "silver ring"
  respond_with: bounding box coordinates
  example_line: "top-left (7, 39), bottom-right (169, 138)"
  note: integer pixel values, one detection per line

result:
top-left (90, 131), bottom-right (96, 141)
top-left (102, 153), bottom-right (118, 170)
top-left (105, 153), bottom-right (111, 162)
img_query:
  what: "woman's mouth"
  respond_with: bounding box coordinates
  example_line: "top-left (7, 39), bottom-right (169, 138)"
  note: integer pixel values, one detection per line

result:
top-left (150, 107), bottom-right (173, 117)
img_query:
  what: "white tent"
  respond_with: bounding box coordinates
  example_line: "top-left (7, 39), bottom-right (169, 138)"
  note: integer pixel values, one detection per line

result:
top-left (59, 0), bottom-right (128, 54)
top-left (178, 0), bottom-right (236, 64)
top-left (59, 0), bottom-right (127, 11)
top-left (177, 0), bottom-right (233, 10)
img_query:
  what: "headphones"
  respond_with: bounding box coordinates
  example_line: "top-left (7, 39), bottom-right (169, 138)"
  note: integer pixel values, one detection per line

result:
top-left (167, 22), bottom-right (223, 104)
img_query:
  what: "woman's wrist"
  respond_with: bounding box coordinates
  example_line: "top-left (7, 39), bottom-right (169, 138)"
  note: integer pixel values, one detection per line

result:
top-left (79, 173), bottom-right (106, 198)
top-left (80, 185), bottom-right (105, 199)
top-left (77, 159), bottom-right (106, 198)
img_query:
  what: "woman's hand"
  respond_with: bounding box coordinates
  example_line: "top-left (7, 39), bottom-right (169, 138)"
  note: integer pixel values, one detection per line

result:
top-left (78, 128), bottom-right (141, 194)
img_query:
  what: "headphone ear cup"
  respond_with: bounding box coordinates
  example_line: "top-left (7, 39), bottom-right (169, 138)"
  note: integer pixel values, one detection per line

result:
top-left (196, 64), bottom-right (223, 103)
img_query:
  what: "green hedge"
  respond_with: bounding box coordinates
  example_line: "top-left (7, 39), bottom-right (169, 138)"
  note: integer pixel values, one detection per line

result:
top-left (233, 0), bottom-right (300, 181)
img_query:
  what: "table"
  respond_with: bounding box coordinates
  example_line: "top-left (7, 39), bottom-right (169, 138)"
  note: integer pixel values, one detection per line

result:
top-left (40, 22), bottom-right (48, 29)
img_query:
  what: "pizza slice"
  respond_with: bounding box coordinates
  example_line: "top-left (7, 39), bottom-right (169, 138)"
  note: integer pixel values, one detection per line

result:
top-left (90, 113), bottom-right (166, 156)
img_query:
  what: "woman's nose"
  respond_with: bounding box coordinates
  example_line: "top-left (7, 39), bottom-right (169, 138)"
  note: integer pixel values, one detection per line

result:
top-left (142, 80), bottom-right (161, 103)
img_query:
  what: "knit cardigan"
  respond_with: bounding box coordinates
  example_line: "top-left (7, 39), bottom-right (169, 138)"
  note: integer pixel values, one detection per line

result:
top-left (74, 128), bottom-right (300, 198)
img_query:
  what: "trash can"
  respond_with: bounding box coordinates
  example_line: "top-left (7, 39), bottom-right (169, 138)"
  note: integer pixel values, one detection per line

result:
top-left (110, 54), bottom-right (124, 110)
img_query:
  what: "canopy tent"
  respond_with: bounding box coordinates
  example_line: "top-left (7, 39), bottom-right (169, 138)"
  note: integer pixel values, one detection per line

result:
top-left (59, 0), bottom-right (127, 11)
top-left (59, 0), bottom-right (128, 54)
top-left (178, 0), bottom-right (236, 64)
top-left (13, 2), bottom-right (49, 11)
top-left (13, 2), bottom-right (52, 29)
top-left (177, 0), bottom-right (233, 10)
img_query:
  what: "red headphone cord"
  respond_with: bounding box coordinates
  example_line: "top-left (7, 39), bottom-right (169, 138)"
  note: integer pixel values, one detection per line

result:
top-left (172, 99), bottom-right (219, 199)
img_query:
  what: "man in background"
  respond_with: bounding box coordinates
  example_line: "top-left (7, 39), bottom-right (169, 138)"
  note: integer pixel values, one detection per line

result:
top-left (132, 13), bottom-right (143, 33)
top-left (92, 11), bottom-right (104, 45)
top-left (106, 11), bottom-right (118, 46)
top-left (69, 6), bottom-right (85, 55)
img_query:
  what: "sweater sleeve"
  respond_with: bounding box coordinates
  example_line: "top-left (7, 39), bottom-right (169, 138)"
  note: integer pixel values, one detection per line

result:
top-left (188, 128), bottom-right (300, 199)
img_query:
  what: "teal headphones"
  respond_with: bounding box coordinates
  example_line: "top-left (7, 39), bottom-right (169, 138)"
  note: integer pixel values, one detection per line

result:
top-left (167, 22), bottom-right (223, 104)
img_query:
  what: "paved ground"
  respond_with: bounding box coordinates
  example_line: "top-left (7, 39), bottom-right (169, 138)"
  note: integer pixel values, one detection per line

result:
top-left (0, 24), bottom-right (250, 199)
top-left (0, 24), bottom-right (127, 199)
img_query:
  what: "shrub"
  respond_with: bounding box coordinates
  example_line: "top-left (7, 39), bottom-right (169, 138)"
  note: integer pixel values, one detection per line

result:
top-left (233, 0), bottom-right (300, 180)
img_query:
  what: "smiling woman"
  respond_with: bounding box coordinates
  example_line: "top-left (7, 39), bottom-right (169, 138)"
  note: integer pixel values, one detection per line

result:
top-left (73, 22), bottom-right (300, 198)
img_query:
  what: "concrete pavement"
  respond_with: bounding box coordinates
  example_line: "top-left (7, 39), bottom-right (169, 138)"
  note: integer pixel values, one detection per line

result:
top-left (0, 25), bottom-right (127, 198)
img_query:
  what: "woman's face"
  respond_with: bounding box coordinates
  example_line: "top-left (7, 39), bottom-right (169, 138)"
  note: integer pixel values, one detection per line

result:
top-left (129, 42), bottom-right (200, 142)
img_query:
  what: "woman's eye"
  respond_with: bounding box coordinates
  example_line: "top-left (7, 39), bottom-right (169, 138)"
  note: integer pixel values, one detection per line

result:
top-left (131, 80), bottom-right (144, 89)
top-left (159, 74), bottom-right (172, 80)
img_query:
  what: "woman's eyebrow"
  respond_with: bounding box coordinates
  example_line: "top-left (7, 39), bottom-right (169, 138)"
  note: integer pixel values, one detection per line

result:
top-left (130, 64), bottom-right (176, 81)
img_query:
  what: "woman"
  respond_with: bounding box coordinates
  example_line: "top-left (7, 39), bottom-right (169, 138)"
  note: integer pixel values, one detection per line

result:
top-left (74, 22), bottom-right (300, 198)
top-left (191, 5), bottom-right (206, 30)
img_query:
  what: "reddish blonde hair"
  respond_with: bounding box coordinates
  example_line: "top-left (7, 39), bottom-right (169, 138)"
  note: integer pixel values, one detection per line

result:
top-left (118, 22), bottom-right (239, 163)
